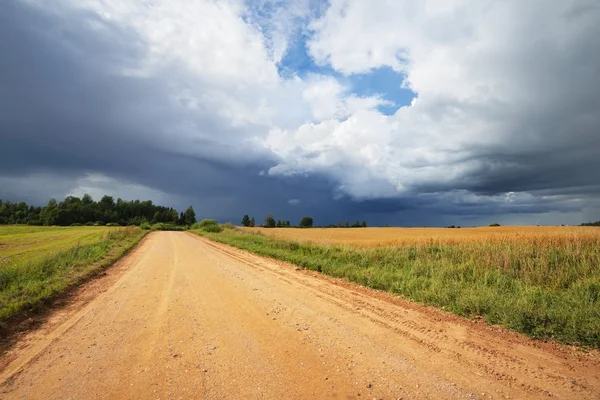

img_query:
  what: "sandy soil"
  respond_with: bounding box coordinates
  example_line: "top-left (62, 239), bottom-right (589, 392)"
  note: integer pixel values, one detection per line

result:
top-left (1, 232), bottom-right (598, 399)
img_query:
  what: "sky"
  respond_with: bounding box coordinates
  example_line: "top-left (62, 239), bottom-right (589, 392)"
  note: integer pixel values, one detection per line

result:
top-left (1, 0), bottom-right (600, 226)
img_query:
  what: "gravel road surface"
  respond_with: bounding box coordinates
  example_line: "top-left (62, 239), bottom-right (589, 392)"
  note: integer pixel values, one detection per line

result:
top-left (1, 232), bottom-right (598, 399)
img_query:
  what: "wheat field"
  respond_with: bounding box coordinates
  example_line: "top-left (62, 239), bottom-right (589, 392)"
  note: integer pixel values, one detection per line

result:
top-left (243, 226), bottom-right (599, 246)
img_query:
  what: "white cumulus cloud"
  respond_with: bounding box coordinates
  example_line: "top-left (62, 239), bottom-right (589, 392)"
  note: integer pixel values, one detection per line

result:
top-left (265, 0), bottom-right (600, 206)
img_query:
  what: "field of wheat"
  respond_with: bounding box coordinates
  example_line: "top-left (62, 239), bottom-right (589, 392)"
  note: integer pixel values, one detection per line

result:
top-left (243, 226), bottom-right (599, 246)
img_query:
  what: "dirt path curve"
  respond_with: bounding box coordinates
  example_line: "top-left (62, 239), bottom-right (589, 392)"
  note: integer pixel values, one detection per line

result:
top-left (1, 232), bottom-right (598, 399)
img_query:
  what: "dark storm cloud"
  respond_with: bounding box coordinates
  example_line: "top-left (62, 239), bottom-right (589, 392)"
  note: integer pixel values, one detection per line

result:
top-left (0, 2), bottom-right (348, 225)
top-left (1, 1), bottom-right (599, 226)
top-left (0, 1), bottom-right (361, 226)
top-left (0, 2), bottom-right (294, 220)
top-left (446, 11), bottom-right (600, 201)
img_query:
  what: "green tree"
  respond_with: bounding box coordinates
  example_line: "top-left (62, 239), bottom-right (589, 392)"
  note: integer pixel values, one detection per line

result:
top-left (241, 214), bottom-right (250, 227)
top-left (40, 198), bottom-right (58, 226)
top-left (361, 220), bottom-right (367, 227)
top-left (249, 216), bottom-right (256, 227)
top-left (82, 193), bottom-right (94, 205)
top-left (264, 215), bottom-right (276, 228)
top-left (299, 217), bottom-right (313, 228)
top-left (184, 206), bottom-right (196, 225)
top-left (99, 195), bottom-right (115, 210)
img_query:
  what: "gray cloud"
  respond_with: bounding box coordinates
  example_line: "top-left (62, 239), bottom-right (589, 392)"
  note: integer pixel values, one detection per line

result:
top-left (1, 1), bottom-right (599, 227)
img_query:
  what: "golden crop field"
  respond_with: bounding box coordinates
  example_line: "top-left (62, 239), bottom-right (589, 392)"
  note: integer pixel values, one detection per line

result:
top-left (242, 226), bottom-right (600, 247)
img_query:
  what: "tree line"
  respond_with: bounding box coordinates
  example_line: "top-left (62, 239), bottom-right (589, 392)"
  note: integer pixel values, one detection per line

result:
top-left (581, 221), bottom-right (600, 226)
top-left (0, 195), bottom-right (196, 226)
top-left (240, 215), bottom-right (367, 228)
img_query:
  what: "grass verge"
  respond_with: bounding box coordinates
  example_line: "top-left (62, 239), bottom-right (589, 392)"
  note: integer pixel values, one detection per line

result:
top-left (192, 228), bottom-right (600, 348)
top-left (0, 227), bottom-right (146, 324)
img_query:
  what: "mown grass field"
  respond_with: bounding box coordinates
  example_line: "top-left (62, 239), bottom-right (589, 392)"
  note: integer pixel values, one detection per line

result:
top-left (195, 226), bottom-right (600, 347)
top-left (0, 226), bottom-right (146, 324)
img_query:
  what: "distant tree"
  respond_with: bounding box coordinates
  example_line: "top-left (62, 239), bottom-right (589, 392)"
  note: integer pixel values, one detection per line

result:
top-left (284, 220), bottom-right (291, 227)
top-left (351, 220), bottom-right (361, 228)
top-left (299, 217), bottom-right (313, 228)
top-left (241, 214), bottom-right (250, 227)
top-left (264, 215), bottom-right (276, 228)
top-left (489, 223), bottom-right (501, 227)
top-left (581, 221), bottom-right (600, 226)
top-left (277, 220), bottom-right (282, 227)
top-left (337, 221), bottom-right (342, 228)
top-left (183, 206), bottom-right (196, 225)
top-left (361, 220), bottom-right (367, 228)
top-left (82, 193), bottom-right (94, 205)
top-left (249, 216), bottom-right (256, 227)
top-left (344, 220), bottom-right (349, 228)
top-left (99, 195), bottom-right (115, 210)
top-left (40, 198), bottom-right (58, 226)
top-left (0, 195), bottom-right (192, 228)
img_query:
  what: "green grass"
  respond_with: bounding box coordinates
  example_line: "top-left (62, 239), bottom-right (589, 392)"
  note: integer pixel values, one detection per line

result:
top-left (0, 225), bottom-right (115, 265)
top-left (192, 228), bottom-right (600, 347)
top-left (0, 226), bottom-right (146, 323)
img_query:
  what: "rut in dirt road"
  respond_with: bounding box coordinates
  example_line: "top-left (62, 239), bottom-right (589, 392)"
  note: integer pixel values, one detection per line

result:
top-left (1, 232), bottom-right (599, 399)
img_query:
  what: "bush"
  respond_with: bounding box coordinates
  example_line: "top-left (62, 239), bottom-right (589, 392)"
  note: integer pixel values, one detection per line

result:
top-left (150, 223), bottom-right (185, 231)
top-left (140, 222), bottom-right (152, 230)
top-left (106, 222), bottom-right (121, 227)
top-left (70, 223), bottom-right (82, 227)
top-left (190, 219), bottom-right (224, 233)
top-left (84, 222), bottom-right (94, 226)
top-left (201, 224), bottom-right (224, 233)
top-left (489, 223), bottom-right (501, 227)
top-left (197, 219), bottom-right (219, 227)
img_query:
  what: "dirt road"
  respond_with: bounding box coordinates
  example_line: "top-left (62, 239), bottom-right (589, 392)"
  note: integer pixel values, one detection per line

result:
top-left (1, 232), bottom-right (598, 399)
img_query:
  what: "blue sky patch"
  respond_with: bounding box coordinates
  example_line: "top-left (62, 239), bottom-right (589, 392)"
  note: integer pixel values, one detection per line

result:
top-left (279, 35), bottom-right (415, 115)
top-left (342, 67), bottom-right (416, 115)
top-left (278, 31), bottom-right (338, 79)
